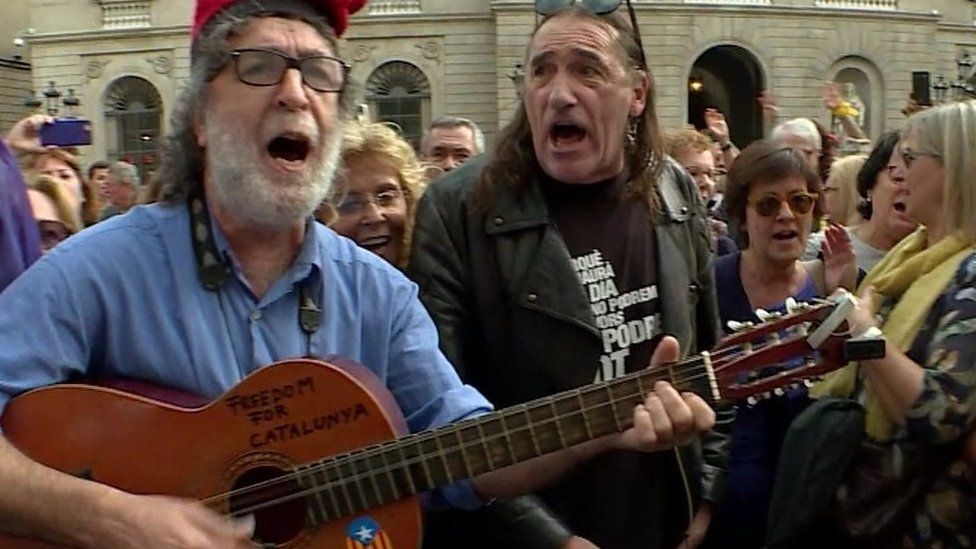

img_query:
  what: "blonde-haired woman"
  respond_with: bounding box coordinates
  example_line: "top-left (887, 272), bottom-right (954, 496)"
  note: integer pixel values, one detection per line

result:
top-left (821, 154), bottom-right (866, 226)
top-left (807, 100), bottom-right (976, 546)
top-left (326, 121), bottom-right (426, 269)
top-left (27, 174), bottom-right (82, 252)
top-left (22, 149), bottom-right (101, 227)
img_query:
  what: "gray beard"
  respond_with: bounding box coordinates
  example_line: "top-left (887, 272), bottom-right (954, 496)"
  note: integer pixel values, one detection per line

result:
top-left (205, 121), bottom-right (342, 231)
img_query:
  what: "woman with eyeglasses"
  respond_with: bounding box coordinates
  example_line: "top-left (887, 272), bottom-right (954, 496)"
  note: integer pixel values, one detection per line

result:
top-left (803, 131), bottom-right (918, 274)
top-left (705, 140), bottom-right (856, 549)
top-left (323, 121), bottom-right (425, 269)
top-left (798, 100), bottom-right (976, 547)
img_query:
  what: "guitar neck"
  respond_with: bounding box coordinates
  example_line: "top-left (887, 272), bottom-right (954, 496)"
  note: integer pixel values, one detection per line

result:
top-left (292, 352), bottom-right (717, 524)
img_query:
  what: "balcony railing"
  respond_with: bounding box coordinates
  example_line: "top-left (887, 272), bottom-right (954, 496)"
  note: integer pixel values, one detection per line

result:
top-left (99, 1), bottom-right (151, 29)
top-left (683, 0), bottom-right (772, 4)
top-left (814, 0), bottom-right (897, 10)
top-left (368, 0), bottom-right (421, 15)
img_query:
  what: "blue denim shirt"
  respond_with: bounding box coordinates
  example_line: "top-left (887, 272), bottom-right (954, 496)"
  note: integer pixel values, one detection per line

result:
top-left (0, 202), bottom-right (492, 508)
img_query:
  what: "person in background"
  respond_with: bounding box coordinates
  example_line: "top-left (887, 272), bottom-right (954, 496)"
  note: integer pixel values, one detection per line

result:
top-left (664, 127), bottom-right (736, 256)
top-left (705, 140), bottom-right (856, 549)
top-left (803, 99), bottom-right (976, 548)
top-left (803, 131), bottom-right (917, 274)
top-left (6, 115), bottom-right (101, 227)
top-left (27, 174), bottom-right (82, 253)
top-left (88, 160), bottom-right (111, 202)
top-left (770, 118), bottom-right (822, 177)
top-left (98, 161), bottom-right (140, 221)
top-left (703, 107), bottom-right (739, 172)
top-left (327, 121), bottom-right (426, 268)
top-left (820, 154), bottom-right (866, 226)
top-left (420, 116), bottom-right (484, 178)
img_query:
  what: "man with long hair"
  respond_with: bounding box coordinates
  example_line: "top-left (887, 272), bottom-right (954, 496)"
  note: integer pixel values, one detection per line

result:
top-left (411, 3), bottom-right (728, 548)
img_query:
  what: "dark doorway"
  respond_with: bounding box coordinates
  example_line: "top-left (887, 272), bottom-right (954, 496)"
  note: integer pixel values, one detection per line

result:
top-left (687, 46), bottom-right (764, 147)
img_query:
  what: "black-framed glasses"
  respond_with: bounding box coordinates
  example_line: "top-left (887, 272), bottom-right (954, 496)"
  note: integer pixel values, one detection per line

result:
top-left (535, 0), bottom-right (646, 69)
top-left (230, 48), bottom-right (349, 93)
top-left (335, 188), bottom-right (405, 216)
top-left (748, 191), bottom-right (818, 218)
top-left (900, 146), bottom-right (940, 169)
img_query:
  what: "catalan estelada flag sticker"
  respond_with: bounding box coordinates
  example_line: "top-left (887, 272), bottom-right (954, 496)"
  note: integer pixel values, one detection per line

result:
top-left (345, 516), bottom-right (393, 549)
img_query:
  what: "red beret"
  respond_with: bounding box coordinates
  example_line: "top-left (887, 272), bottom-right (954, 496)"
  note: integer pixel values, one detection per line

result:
top-left (192, 0), bottom-right (367, 39)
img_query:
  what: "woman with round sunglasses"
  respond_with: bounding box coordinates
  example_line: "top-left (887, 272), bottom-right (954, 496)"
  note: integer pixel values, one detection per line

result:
top-left (705, 140), bottom-right (856, 549)
top-left (803, 100), bottom-right (976, 546)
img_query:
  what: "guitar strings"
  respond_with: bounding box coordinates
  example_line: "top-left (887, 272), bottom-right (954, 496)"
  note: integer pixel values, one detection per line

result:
top-left (203, 331), bottom-right (820, 517)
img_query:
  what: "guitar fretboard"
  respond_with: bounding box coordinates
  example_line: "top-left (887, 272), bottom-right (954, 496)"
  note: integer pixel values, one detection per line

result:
top-left (263, 353), bottom-right (718, 524)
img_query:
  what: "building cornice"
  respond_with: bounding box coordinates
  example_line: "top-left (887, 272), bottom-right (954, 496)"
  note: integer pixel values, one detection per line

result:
top-left (25, 25), bottom-right (189, 45)
top-left (491, 1), bottom-right (944, 23)
top-left (0, 58), bottom-right (31, 70)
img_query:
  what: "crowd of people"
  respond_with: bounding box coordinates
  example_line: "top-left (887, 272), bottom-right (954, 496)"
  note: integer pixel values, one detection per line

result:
top-left (0, 0), bottom-right (973, 547)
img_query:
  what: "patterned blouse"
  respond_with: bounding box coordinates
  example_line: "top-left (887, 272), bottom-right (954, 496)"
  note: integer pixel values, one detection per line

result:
top-left (863, 252), bottom-right (976, 547)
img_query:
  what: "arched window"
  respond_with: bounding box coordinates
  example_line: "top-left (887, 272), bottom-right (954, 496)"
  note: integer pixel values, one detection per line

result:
top-left (366, 61), bottom-right (430, 149)
top-left (104, 76), bottom-right (162, 179)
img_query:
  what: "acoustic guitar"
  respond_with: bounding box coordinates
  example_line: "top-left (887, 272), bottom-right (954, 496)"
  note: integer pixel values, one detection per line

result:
top-left (0, 294), bottom-right (876, 548)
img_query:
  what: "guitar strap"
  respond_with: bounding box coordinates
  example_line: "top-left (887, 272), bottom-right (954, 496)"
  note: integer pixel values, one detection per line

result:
top-left (186, 188), bottom-right (322, 336)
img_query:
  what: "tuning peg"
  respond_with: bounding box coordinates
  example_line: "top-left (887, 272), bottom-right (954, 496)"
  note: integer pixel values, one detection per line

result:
top-left (774, 387), bottom-right (785, 396)
top-left (785, 297), bottom-right (800, 313)
top-left (727, 320), bottom-right (753, 332)
top-left (755, 308), bottom-right (778, 322)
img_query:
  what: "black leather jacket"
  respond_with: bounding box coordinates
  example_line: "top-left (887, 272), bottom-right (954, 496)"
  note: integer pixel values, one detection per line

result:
top-left (410, 156), bottom-right (731, 548)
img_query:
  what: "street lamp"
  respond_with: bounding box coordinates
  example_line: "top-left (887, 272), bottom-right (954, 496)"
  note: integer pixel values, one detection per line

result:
top-left (933, 75), bottom-right (950, 104)
top-left (23, 81), bottom-right (81, 116)
top-left (508, 63), bottom-right (525, 99)
top-left (954, 50), bottom-right (975, 100)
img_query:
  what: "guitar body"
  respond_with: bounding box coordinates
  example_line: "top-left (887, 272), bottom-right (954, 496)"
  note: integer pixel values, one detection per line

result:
top-left (0, 359), bottom-right (420, 548)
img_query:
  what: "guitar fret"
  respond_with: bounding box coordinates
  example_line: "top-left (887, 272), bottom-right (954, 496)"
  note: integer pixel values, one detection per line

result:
top-left (415, 440), bottom-right (436, 489)
top-left (395, 443), bottom-right (419, 494)
top-left (361, 452), bottom-right (385, 508)
top-left (474, 420), bottom-right (496, 471)
top-left (340, 457), bottom-right (370, 512)
top-left (605, 384), bottom-right (624, 432)
top-left (498, 413), bottom-right (518, 464)
top-left (332, 459), bottom-right (356, 515)
top-left (548, 398), bottom-right (568, 448)
top-left (575, 389), bottom-right (594, 440)
top-left (376, 445), bottom-right (403, 501)
top-left (452, 424), bottom-right (476, 479)
top-left (432, 434), bottom-right (455, 485)
top-left (298, 463), bottom-right (329, 524)
top-left (523, 406), bottom-right (542, 457)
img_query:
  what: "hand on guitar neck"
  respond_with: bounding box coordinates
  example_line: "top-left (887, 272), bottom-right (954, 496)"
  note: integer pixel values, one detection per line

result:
top-left (471, 336), bottom-right (716, 501)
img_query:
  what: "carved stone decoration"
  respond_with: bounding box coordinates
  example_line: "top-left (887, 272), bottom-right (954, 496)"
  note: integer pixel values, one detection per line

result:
top-left (85, 59), bottom-right (110, 81)
top-left (415, 40), bottom-right (440, 61)
top-left (352, 44), bottom-right (377, 63)
top-left (147, 54), bottom-right (172, 75)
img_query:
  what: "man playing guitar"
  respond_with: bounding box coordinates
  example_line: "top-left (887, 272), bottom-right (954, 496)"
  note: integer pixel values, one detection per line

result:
top-left (0, 1), bottom-right (715, 547)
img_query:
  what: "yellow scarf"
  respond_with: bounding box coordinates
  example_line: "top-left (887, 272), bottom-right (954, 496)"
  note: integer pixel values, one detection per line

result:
top-left (810, 227), bottom-right (975, 441)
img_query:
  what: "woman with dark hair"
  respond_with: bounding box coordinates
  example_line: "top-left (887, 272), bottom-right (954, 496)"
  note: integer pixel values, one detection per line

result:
top-left (804, 131), bottom-right (918, 273)
top-left (705, 139), bottom-right (856, 549)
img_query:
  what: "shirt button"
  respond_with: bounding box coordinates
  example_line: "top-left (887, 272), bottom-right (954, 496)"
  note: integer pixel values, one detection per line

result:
top-left (527, 293), bottom-right (538, 303)
top-left (493, 216), bottom-right (504, 226)
top-left (250, 309), bottom-right (262, 321)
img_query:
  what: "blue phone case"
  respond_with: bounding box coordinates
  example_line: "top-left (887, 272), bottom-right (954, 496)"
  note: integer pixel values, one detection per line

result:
top-left (40, 118), bottom-right (92, 147)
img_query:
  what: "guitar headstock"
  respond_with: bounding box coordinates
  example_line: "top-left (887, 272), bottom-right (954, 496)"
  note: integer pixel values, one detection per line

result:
top-left (710, 292), bottom-right (862, 403)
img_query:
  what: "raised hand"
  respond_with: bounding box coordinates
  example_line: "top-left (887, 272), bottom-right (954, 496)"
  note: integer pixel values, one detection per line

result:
top-left (703, 108), bottom-right (730, 144)
top-left (4, 114), bottom-right (55, 154)
top-left (821, 223), bottom-right (857, 292)
top-left (613, 337), bottom-right (715, 453)
top-left (820, 81), bottom-right (843, 111)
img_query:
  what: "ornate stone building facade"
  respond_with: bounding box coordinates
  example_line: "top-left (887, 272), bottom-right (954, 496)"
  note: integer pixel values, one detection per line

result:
top-left (11, 0), bottom-right (976, 169)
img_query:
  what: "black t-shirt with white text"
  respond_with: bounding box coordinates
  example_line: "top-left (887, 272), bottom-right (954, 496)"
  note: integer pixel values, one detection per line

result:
top-left (540, 173), bottom-right (659, 382)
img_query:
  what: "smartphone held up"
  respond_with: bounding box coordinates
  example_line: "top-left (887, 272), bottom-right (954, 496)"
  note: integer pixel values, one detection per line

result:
top-left (40, 118), bottom-right (92, 147)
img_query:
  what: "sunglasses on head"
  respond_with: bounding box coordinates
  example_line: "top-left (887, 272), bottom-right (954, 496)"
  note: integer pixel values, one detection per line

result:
top-left (534, 0), bottom-right (646, 69)
top-left (748, 191), bottom-right (818, 218)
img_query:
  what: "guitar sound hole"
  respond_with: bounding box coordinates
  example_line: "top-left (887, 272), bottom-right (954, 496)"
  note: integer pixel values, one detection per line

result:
top-left (229, 466), bottom-right (307, 545)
